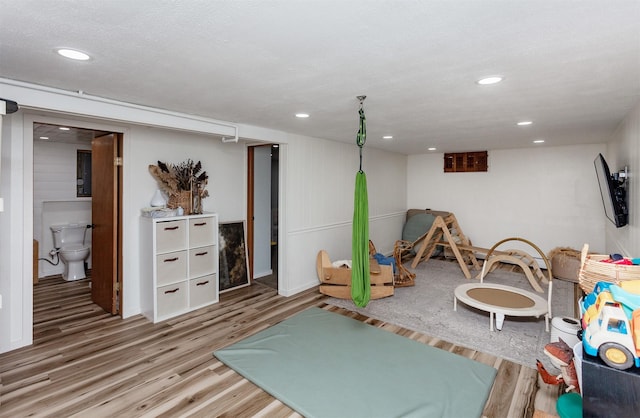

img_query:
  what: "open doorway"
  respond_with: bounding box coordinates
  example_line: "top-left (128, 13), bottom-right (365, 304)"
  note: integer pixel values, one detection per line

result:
top-left (33, 122), bottom-right (122, 315)
top-left (247, 144), bottom-right (279, 290)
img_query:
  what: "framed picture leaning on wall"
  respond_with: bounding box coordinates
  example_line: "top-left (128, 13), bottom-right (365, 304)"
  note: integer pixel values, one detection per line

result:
top-left (218, 221), bottom-right (250, 292)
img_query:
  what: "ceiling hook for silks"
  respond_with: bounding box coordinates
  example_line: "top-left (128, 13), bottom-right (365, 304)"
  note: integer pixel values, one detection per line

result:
top-left (356, 95), bottom-right (367, 148)
top-left (356, 96), bottom-right (367, 171)
top-left (357, 95), bottom-right (366, 110)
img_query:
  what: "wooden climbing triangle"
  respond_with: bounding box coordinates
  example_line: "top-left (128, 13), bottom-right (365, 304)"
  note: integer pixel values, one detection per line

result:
top-left (410, 212), bottom-right (481, 279)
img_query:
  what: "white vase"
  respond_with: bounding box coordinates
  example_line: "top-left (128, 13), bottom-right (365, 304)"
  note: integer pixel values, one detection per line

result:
top-left (150, 189), bottom-right (166, 207)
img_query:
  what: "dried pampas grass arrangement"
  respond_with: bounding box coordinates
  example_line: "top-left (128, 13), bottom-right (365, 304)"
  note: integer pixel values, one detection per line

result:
top-left (148, 159), bottom-right (209, 214)
top-left (149, 164), bottom-right (179, 196)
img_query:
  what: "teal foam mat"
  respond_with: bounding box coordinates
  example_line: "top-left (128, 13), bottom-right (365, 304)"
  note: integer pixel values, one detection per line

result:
top-left (214, 307), bottom-right (496, 418)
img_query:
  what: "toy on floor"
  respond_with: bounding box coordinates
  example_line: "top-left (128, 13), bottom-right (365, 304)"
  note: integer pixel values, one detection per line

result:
top-left (316, 249), bottom-right (394, 300)
top-left (600, 253), bottom-right (640, 265)
top-left (368, 240), bottom-right (397, 274)
top-left (583, 303), bottom-right (640, 370)
top-left (581, 285), bottom-right (614, 329)
top-left (555, 392), bottom-right (582, 418)
top-left (580, 279), bottom-right (640, 370)
top-left (537, 338), bottom-right (580, 394)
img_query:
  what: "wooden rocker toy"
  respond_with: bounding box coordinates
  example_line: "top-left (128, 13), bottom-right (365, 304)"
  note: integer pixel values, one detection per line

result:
top-left (316, 250), bottom-right (394, 300)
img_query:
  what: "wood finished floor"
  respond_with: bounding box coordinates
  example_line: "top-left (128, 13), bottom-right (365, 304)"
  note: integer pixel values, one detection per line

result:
top-left (0, 276), bottom-right (560, 417)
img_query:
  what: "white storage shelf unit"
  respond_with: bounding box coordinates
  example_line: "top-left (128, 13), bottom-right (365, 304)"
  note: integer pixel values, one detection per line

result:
top-left (141, 213), bottom-right (219, 323)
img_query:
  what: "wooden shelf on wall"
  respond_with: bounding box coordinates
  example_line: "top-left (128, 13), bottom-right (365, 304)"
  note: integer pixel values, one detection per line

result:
top-left (444, 151), bottom-right (488, 173)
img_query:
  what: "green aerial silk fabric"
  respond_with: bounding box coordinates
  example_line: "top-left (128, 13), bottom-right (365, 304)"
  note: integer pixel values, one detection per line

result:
top-left (351, 103), bottom-right (370, 307)
top-left (352, 171), bottom-right (370, 307)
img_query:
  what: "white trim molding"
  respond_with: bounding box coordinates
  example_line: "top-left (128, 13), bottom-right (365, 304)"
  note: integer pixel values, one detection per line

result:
top-left (0, 78), bottom-right (238, 140)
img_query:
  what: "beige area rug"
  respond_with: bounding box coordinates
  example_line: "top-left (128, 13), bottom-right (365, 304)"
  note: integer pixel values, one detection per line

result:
top-left (327, 258), bottom-right (576, 368)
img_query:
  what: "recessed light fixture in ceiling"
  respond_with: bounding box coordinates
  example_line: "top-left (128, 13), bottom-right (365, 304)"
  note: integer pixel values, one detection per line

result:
top-left (59, 127), bottom-right (70, 131)
top-left (477, 76), bottom-right (503, 85)
top-left (39, 136), bottom-right (49, 140)
top-left (533, 139), bottom-right (545, 144)
top-left (428, 147), bottom-right (437, 151)
top-left (382, 135), bottom-right (393, 139)
top-left (295, 113), bottom-right (309, 118)
top-left (517, 121), bottom-right (533, 126)
top-left (57, 48), bottom-right (91, 61)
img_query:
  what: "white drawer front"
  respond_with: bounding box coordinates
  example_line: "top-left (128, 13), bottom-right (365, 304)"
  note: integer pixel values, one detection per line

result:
top-left (156, 220), bottom-right (187, 253)
top-left (156, 282), bottom-right (187, 319)
top-left (189, 217), bottom-right (215, 248)
top-left (156, 251), bottom-right (188, 286)
top-left (189, 246), bottom-right (215, 278)
top-left (189, 275), bottom-right (217, 308)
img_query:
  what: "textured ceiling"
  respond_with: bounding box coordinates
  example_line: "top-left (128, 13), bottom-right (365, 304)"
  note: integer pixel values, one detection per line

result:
top-left (1, 1), bottom-right (639, 154)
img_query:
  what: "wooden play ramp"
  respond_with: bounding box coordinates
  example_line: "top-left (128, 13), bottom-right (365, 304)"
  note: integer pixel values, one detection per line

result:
top-left (479, 245), bottom-right (548, 293)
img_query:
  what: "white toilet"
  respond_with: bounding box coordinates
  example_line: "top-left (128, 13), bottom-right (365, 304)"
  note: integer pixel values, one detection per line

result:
top-left (50, 223), bottom-right (91, 281)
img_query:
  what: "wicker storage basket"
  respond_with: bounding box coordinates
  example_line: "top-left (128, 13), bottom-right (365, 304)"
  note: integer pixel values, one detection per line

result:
top-left (549, 247), bottom-right (581, 283)
top-left (167, 190), bottom-right (192, 214)
top-left (578, 243), bottom-right (640, 294)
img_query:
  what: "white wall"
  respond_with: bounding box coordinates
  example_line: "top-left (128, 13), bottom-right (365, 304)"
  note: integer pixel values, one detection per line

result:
top-left (407, 144), bottom-right (607, 258)
top-left (124, 125), bottom-right (247, 318)
top-left (0, 112), bottom-right (32, 352)
top-left (607, 100), bottom-right (640, 256)
top-left (282, 135), bottom-right (408, 295)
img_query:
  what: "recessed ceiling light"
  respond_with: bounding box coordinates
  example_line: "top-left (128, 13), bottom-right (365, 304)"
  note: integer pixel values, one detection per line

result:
top-left (477, 76), bottom-right (503, 85)
top-left (39, 136), bottom-right (49, 140)
top-left (59, 127), bottom-right (70, 131)
top-left (382, 135), bottom-right (393, 139)
top-left (517, 121), bottom-right (533, 126)
top-left (57, 48), bottom-right (91, 61)
top-left (533, 139), bottom-right (545, 144)
top-left (428, 147), bottom-right (437, 151)
top-left (295, 113), bottom-right (309, 118)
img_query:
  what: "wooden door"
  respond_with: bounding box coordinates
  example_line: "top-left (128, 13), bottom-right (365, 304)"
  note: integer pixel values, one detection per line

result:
top-left (91, 133), bottom-right (122, 314)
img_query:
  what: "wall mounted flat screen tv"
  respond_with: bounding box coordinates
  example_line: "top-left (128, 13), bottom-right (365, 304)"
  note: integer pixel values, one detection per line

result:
top-left (594, 153), bottom-right (627, 228)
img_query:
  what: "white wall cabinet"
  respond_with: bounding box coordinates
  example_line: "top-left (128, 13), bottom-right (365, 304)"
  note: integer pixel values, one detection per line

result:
top-left (141, 213), bottom-right (219, 323)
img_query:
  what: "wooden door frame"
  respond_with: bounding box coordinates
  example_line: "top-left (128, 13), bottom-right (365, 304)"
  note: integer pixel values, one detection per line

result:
top-left (116, 133), bottom-right (123, 313)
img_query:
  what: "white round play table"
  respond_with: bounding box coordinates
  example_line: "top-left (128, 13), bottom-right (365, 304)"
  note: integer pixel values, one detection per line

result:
top-left (453, 237), bottom-right (553, 332)
top-left (454, 282), bottom-right (549, 331)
